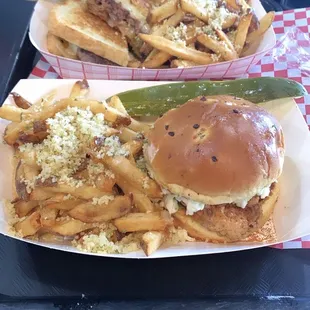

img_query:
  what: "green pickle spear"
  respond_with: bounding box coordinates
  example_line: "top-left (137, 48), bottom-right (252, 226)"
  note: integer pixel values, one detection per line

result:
top-left (109, 78), bottom-right (307, 116)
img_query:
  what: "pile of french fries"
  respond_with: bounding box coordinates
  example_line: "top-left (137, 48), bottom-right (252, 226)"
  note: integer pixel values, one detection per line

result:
top-left (1, 80), bottom-right (179, 256)
top-left (139, 0), bottom-right (274, 68)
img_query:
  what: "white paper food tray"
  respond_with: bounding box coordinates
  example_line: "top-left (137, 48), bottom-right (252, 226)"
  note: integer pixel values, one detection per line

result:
top-left (1, 79), bottom-right (309, 259)
top-left (29, 0), bottom-right (276, 80)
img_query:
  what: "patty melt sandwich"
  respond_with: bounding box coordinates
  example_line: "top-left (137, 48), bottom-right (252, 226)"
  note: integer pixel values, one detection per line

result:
top-left (47, 0), bottom-right (130, 66)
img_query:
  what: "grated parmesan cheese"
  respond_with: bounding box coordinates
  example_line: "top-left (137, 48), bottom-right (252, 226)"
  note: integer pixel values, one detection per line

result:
top-left (18, 107), bottom-right (127, 191)
top-left (166, 23), bottom-right (187, 44)
top-left (97, 136), bottom-right (129, 158)
top-left (74, 224), bottom-right (142, 254)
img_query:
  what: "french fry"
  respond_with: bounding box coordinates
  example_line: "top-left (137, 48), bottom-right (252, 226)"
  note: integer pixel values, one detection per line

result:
top-left (14, 211), bottom-right (41, 237)
top-left (173, 209), bottom-right (226, 241)
top-left (170, 59), bottom-right (200, 68)
top-left (29, 188), bottom-right (54, 201)
top-left (70, 80), bottom-right (90, 99)
top-left (108, 96), bottom-right (128, 114)
top-left (222, 14), bottom-right (238, 29)
top-left (48, 218), bottom-right (93, 236)
top-left (234, 12), bottom-right (253, 55)
top-left (152, 9), bottom-right (185, 36)
top-left (14, 200), bottom-right (39, 218)
top-left (123, 140), bottom-right (143, 157)
top-left (245, 11), bottom-right (275, 45)
top-left (215, 29), bottom-right (238, 59)
top-left (114, 211), bottom-right (172, 232)
top-left (10, 93), bottom-right (32, 109)
top-left (0, 105), bottom-right (31, 122)
top-left (31, 89), bottom-right (57, 112)
top-left (5, 98), bottom-right (130, 145)
top-left (43, 193), bottom-right (68, 204)
top-left (116, 177), bottom-right (155, 213)
top-left (142, 50), bottom-right (171, 69)
top-left (132, 192), bottom-right (156, 213)
top-left (95, 174), bottom-right (115, 192)
top-left (150, 0), bottom-right (178, 24)
top-left (40, 207), bottom-right (58, 227)
top-left (185, 20), bottom-right (205, 45)
top-left (109, 96), bottom-right (150, 133)
top-left (181, 0), bottom-right (237, 29)
top-left (140, 9), bottom-right (185, 56)
top-left (4, 122), bottom-right (25, 145)
top-left (18, 149), bottom-right (38, 167)
top-left (94, 155), bottom-right (162, 198)
top-left (30, 98), bottom-right (131, 126)
top-left (197, 34), bottom-right (237, 61)
top-left (17, 130), bottom-right (48, 145)
top-left (45, 199), bottom-right (84, 211)
top-left (141, 231), bottom-right (166, 256)
top-left (40, 183), bottom-right (113, 200)
top-left (225, 0), bottom-right (242, 12)
top-left (39, 232), bottom-right (67, 244)
top-left (68, 195), bottom-right (132, 223)
top-left (139, 34), bottom-right (215, 65)
top-left (180, 0), bottom-right (210, 23)
top-left (23, 164), bottom-right (40, 181)
top-left (5, 99), bottom-right (130, 145)
top-left (118, 127), bottom-right (138, 142)
top-left (15, 161), bottom-right (29, 201)
top-left (248, 11), bottom-right (259, 33)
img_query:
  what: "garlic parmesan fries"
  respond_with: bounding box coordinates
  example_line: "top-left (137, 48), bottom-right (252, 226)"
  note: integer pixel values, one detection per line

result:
top-left (1, 80), bottom-right (194, 256)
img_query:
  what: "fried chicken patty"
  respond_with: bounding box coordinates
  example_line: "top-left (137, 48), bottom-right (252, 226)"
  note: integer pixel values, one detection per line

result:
top-left (190, 183), bottom-right (276, 241)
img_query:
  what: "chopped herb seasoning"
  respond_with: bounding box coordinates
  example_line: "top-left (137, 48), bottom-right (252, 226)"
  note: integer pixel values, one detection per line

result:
top-left (200, 96), bottom-right (206, 101)
top-left (212, 156), bottom-right (218, 162)
top-left (168, 131), bottom-right (175, 137)
top-left (193, 124), bottom-right (200, 129)
top-left (233, 109), bottom-right (239, 114)
top-left (165, 125), bottom-right (169, 130)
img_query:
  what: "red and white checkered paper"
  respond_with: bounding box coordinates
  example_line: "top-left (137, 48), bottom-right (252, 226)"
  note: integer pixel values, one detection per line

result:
top-left (29, 8), bottom-right (310, 249)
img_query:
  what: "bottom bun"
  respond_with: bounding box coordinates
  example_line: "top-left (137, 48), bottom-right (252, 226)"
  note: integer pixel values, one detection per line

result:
top-left (173, 182), bottom-right (279, 243)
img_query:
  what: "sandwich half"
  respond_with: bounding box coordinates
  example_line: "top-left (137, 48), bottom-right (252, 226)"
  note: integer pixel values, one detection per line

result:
top-left (48, 0), bottom-right (129, 66)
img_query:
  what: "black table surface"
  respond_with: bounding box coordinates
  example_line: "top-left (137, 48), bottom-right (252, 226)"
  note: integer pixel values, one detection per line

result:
top-left (1, 0), bottom-right (310, 309)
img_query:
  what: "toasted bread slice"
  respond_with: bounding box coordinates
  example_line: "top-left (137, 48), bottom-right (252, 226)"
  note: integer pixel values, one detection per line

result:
top-left (46, 32), bottom-right (78, 60)
top-left (48, 0), bottom-right (129, 66)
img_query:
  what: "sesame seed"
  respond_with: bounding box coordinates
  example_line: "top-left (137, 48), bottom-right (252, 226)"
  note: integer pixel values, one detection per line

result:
top-left (200, 96), bottom-right (206, 101)
top-left (211, 156), bottom-right (217, 162)
top-left (165, 125), bottom-right (169, 130)
top-left (168, 131), bottom-right (175, 137)
top-left (233, 109), bottom-right (239, 114)
top-left (193, 124), bottom-right (200, 129)
top-left (168, 154), bottom-right (172, 159)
